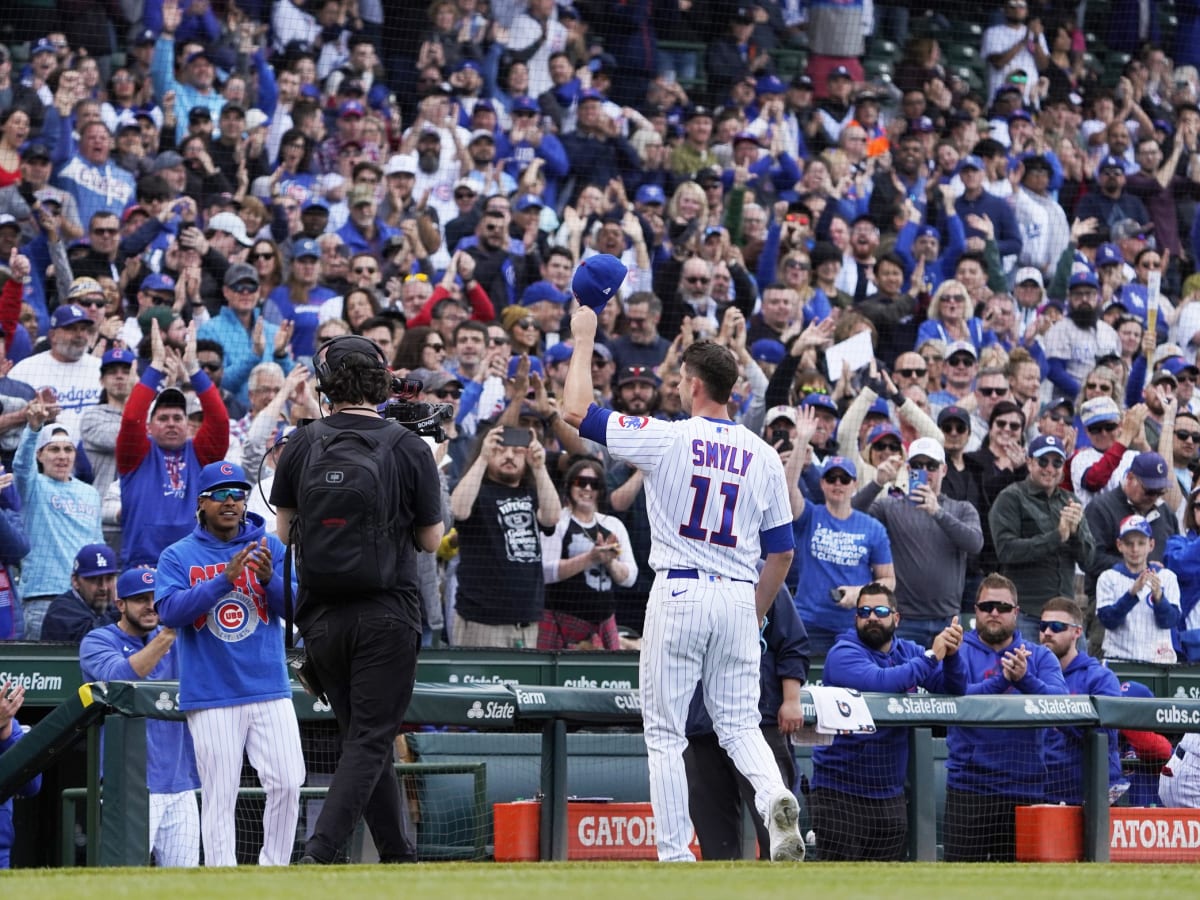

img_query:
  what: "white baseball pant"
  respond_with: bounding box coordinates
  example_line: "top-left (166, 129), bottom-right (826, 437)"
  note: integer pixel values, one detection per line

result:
top-left (150, 789), bottom-right (200, 867)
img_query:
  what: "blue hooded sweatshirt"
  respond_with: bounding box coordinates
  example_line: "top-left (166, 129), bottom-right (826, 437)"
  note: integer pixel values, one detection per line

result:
top-left (154, 512), bottom-right (294, 711)
top-left (1043, 650), bottom-right (1124, 804)
top-left (945, 629), bottom-right (1068, 799)
top-left (813, 628), bottom-right (967, 798)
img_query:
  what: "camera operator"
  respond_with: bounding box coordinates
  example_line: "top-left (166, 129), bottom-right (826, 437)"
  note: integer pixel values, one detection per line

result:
top-left (271, 336), bottom-right (444, 865)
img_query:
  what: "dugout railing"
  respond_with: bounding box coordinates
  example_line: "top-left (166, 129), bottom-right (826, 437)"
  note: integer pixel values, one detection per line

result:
top-left (3, 681), bottom-right (1200, 864)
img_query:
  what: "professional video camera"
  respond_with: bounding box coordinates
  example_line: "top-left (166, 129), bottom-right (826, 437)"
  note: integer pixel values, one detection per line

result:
top-left (382, 375), bottom-right (454, 442)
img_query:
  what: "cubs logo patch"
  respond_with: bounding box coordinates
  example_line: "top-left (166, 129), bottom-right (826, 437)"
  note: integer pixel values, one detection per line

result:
top-left (617, 415), bottom-right (648, 430)
top-left (218, 462), bottom-right (235, 476)
top-left (207, 591), bottom-right (259, 643)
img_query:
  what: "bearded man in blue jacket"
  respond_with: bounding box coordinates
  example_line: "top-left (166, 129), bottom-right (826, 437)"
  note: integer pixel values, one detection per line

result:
top-left (811, 582), bottom-right (967, 861)
top-left (943, 572), bottom-right (1069, 862)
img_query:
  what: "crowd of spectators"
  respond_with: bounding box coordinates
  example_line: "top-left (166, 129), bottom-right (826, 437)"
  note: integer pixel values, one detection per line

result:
top-left (0, 0), bottom-right (1199, 668)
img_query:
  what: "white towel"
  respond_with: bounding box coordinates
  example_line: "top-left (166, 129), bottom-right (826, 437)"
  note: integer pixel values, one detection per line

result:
top-left (806, 685), bottom-right (877, 736)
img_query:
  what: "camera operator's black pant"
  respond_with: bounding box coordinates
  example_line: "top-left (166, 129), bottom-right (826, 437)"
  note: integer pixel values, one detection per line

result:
top-left (302, 604), bottom-right (421, 863)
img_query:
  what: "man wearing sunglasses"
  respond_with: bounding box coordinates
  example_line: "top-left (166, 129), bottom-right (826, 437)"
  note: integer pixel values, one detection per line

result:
top-left (851, 438), bottom-right (983, 648)
top-left (1038, 596), bottom-right (1127, 805)
top-left (1068, 396), bottom-right (1143, 508)
top-left (943, 573), bottom-right (1069, 862)
top-left (989, 434), bottom-right (1095, 641)
top-left (812, 582), bottom-right (965, 860)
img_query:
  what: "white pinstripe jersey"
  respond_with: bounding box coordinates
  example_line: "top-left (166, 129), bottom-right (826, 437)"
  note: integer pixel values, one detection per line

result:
top-left (603, 413), bottom-right (792, 582)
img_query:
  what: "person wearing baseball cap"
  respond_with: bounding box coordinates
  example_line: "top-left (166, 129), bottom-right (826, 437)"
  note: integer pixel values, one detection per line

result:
top-left (79, 564), bottom-right (203, 865)
top-left (115, 318), bottom-right (230, 569)
top-left (155, 457), bottom-right (304, 867)
top-left (671, 105), bottom-right (717, 177)
top-left (8, 300), bottom-right (102, 437)
top-left (989, 433), bottom-right (1094, 637)
top-left (1043, 268), bottom-right (1121, 398)
top-left (38, 543), bottom-right (120, 643)
top-left (80, 347), bottom-right (138, 504)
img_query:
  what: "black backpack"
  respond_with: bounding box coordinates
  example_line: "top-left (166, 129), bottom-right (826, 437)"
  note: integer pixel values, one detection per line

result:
top-left (288, 418), bottom-right (408, 593)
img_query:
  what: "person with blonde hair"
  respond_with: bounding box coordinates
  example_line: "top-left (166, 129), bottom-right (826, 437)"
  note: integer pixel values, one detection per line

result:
top-left (917, 279), bottom-right (992, 352)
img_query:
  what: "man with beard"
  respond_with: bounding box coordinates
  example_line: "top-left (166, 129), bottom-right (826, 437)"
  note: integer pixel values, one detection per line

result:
top-left (337, 186), bottom-right (399, 258)
top-left (811, 582), bottom-right (965, 860)
top-left (942, 573), bottom-right (1067, 861)
top-left (1044, 271), bottom-right (1120, 397)
top-left (449, 421), bottom-right (561, 647)
top-left (611, 366), bottom-right (660, 417)
top-left (80, 567), bottom-right (200, 865)
top-left (466, 209), bottom-right (517, 312)
top-left (40, 543), bottom-right (119, 643)
top-left (410, 128), bottom-right (460, 228)
top-left (1075, 155), bottom-right (1152, 234)
top-left (1038, 595), bottom-right (1126, 805)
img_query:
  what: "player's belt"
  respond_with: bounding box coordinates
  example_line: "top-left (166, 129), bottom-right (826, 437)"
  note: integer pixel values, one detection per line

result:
top-left (666, 568), bottom-right (753, 584)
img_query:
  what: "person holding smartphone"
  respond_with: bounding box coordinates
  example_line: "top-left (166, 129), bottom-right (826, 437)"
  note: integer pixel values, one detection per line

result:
top-left (849, 438), bottom-right (984, 648)
top-left (448, 420), bottom-right (561, 647)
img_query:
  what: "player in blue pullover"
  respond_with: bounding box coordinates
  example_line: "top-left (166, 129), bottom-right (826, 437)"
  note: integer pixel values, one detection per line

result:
top-left (943, 573), bottom-right (1069, 862)
top-left (811, 583), bottom-right (966, 861)
top-left (80, 568), bottom-right (200, 866)
top-left (155, 461), bottom-right (304, 868)
top-left (1038, 596), bottom-right (1127, 805)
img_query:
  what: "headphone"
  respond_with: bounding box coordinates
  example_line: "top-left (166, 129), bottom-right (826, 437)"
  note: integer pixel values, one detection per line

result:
top-left (313, 335), bottom-right (389, 393)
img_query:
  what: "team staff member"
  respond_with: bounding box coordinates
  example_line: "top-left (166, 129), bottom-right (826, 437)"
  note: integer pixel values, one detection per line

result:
top-left (155, 462), bottom-right (304, 868)
top-left (0, 680), bottom-right (40, 868)
top-left (943, 573), bottom-right (1068, 862)
top-left (811, 583), bottom-right (966, 861)
top-left (80, 568), bottom-right (201, 867)
top-left (684, 588), bottom-right (810, 860)
top-left (563, 255), bottom-right (806, 864)
top-left (273, 336), bottom-right (444, 866)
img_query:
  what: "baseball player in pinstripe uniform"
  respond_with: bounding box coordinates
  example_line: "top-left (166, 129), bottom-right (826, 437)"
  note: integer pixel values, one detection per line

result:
top-left (156, 461), bottom-right (305, 867)
top-left (563, 262), bottom-right (805, 863)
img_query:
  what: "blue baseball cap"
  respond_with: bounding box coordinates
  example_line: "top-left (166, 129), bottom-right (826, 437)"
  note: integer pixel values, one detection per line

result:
top-left (31, 37), bottom-right (56, 56)
top-left (1069, 270), bottom-right (1100, 291)
top-left (578, 89), bottom-right (605, 103)
top-left (756, 74), bottom-right (785, 95)
top-left (571, 254), bottom-right (627, 311)
top-left (198, 461), bottom-right (251, 493)
top-left (507, 356), bottom-right (545, 379)
top-left (454, 59), bottom-right (482, 75)
top-left (1120, 680), bottom-right (1155, 699)
top-left (958, 155), bottom-right (985, 172)
top-left (117, 568), bottom-right (157, 599)
top-left (511, 96), bottom-right (538, 114)
top-left (1162, 356), bottom-right (1200, 377)
top-left (543, 343), bottom-right (574, 366)
top-left (1008, 109), bottom-right (1033, 123)
top-left (1100, 154), bottom-right (1126, 172)
top-left (1118, 514), bottom-right (1153, 539)
top-left (101, 347), bottom-right (136, 369)
top-left (866, 397), bottom-right (891, 419)
top-left (1029, 434), bottom-right (1067, 459)
top-left (140, 272), bottom-right (176, 293)
top-left (51, 304), bottom-right (91, 328)
top-left (916, 224), bottom-right (939, 241)
top-left (801, 393), bottom-right (838, 415)
top-left (74, 543), bottom-right (118, 578)
top-left (1095, 243), bottom-right (1123, 267)
top-left (635, 184), bottom-right (666, 205)
top-left (293, 237), bottom-right (321, 260)
top-left (521, 280), bottom-right (567, 306)
top-left (514, 193), bottom-right (545, 212)
top-left (749, 338), bottom-right (785, 364)
top-left (823, 456), bottom-right (858, 479)
top-left (1130, 451), bottom-right (1170, 491)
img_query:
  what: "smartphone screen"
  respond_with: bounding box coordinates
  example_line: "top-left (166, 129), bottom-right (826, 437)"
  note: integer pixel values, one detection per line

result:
top-left (501, 426), bottom-right (531, 448)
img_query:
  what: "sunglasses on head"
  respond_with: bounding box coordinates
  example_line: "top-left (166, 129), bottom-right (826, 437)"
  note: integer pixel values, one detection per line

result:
top-left (896, 367), bottom-right (926, 378)
top-left (1035, 455), bottom-right (1065, 469)
top-left (1038, 620), bottom-right (1077, 633)
top-left (572, 476), bottom-right (602, 490)
top-left (940, 421), bottom-right (968, 435)
top-left (856, 605), bottom-right (893, 619)
top-left (823, 472), bottom-right (854, 485)
top-left (976, 600), bottom-right (1016, 614)
top-left (1087, 421), bottom-right (1118, 435)
top-left (202, 488), bottom-right (247, 502)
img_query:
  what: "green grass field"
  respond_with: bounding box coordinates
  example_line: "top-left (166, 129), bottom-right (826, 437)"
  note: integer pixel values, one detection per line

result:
top-left (4, 863), bottom-right (1198, 900)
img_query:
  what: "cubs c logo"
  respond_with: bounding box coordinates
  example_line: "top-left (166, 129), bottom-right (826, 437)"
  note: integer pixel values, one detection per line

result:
top-left (617, 416), bottom-right (648, 430)
top-left (218, 462), bottom-right (235, 477)
top-left (140, 570), bottom-right (154, 586)
top-left (207, 591), bottom-right (259, 643)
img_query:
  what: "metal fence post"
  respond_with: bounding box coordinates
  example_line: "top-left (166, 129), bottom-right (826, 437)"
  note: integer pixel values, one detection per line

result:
top-left (1082, 730), bottom-right (1110, 862)
top-left (907, 727), bottom-right (937, 861)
